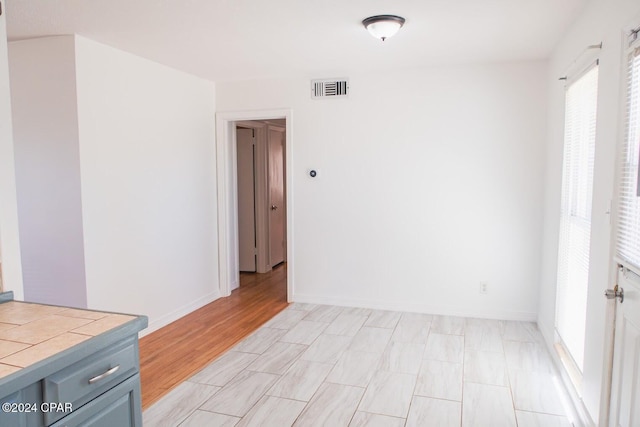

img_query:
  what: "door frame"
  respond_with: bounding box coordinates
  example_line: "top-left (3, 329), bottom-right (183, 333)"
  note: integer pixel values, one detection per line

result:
top-left (215, 109), bottom-right (293, 300)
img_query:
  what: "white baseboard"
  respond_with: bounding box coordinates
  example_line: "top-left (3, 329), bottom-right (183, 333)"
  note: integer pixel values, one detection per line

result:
top-left (292, 293), bottom-right (537, 322)
top-left (140, 290), bottom-right (221, 337)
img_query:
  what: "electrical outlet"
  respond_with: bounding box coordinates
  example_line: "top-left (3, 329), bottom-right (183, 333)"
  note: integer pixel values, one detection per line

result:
top-left (479, 281), bottom-right (488, 294)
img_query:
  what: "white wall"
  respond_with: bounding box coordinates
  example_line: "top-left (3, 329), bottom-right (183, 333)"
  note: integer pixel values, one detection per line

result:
top-left (217, 61), bottom-right (548, 320)
top-left (0, 5), bottom-right (24, 298)
top-left (9, 36), bottom-right (87, 308)
top-left (538, 0), bottom-right (640, 423)
top-left (74, 36), bottom-right (218, 333)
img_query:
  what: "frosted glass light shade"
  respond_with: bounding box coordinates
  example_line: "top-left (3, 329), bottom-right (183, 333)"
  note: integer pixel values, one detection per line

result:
top-left (362, 15), bottom-right (405, 41)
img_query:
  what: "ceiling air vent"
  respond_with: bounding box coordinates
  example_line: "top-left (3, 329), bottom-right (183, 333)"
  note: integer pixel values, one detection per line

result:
top-left (311, 78), bottom-right (349, 99)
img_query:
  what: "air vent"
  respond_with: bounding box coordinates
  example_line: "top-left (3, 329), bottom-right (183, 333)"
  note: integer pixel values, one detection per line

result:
top-left (311, 78), bottom-right (349, 99)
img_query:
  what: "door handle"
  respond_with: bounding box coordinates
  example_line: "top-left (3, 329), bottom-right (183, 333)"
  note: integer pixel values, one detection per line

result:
top-left (271, 205), bottom-right (278, 211)
top-left (88, 365), bottom-right (120, 384)
top-left (604, 285), bottom-right (624, 303)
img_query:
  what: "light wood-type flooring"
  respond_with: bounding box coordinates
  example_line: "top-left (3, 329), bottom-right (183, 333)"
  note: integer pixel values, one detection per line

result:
top-left (139, 264), bottom-right (288, 408)
top-left (143, 303), bottom-right (577, 426)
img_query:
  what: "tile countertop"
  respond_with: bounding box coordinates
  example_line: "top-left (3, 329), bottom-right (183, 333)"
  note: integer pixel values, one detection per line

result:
top-left (0, 297), bottom-right (140, 380)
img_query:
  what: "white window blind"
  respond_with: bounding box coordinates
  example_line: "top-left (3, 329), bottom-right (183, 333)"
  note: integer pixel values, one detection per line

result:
top-left (555, 63), bottom-right (599, 373)
top-left (616, 39), bottom-right (640, 272)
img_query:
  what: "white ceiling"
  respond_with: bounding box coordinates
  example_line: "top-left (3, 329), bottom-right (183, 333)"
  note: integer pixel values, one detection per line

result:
top-left (6, 0), bottom-right (588, 82)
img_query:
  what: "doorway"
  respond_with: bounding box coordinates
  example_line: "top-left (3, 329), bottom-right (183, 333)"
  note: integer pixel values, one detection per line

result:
top-left (215, 109), bottom-right (293, 301)
top-left (235, 120), bottom-right (287, 275)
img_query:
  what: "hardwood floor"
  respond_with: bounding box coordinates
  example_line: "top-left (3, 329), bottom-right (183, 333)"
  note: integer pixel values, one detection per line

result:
top-left (139, 264), bottom-right (288, 408)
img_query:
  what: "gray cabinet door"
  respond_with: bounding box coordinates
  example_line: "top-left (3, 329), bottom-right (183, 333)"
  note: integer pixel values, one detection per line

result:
top-left (0, 382), bottom-right (43, 427)
top-left (51, 374), bottom-right (141, 427)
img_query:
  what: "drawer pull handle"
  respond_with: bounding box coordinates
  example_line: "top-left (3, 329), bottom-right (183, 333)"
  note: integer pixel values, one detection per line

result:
top-left (88, 365), bottom-right (120, 384)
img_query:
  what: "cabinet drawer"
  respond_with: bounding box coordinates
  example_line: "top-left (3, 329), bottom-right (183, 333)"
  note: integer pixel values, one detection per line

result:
top-left (43, 337), bottom-right (138, 425)
top-left (50, 374), bottom-right (141, 427)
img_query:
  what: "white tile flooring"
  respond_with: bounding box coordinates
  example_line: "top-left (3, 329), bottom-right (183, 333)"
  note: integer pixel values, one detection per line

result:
top-left (143, 304), bottom-right (577, 427)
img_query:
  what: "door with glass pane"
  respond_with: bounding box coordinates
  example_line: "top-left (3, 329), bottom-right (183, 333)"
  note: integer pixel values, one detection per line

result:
top-left (609, 32), bottom-right (640, 427)
top-left (555, 63), bottom-right (599, 376)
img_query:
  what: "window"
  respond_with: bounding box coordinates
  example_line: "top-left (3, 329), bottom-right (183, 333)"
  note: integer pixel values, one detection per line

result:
top-left (616, 33), bottom-right (640, 272)
top-left (555, 63), bottom-right (599, 374)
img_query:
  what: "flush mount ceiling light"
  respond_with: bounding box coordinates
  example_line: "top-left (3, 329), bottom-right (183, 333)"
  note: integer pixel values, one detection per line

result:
top-left (362, 15), bottom-right (405, 41)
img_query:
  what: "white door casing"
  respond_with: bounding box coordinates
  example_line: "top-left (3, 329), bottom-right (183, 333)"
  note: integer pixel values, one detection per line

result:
top-left (268, 126), bottom-right (286, 267)
top-left (609, 266), bottom-right (640, 427)
top-left (236, 127), bottom-right (256, 272)
top-left (0, 0), bottom-right (24, 298)
top-left (215, 109), bottom-right (293, 300)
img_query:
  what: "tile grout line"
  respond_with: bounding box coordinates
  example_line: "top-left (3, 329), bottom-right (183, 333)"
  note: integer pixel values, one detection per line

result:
top-left (174, 405), bottom-right (202, 427)
top-left (405, 318), bottom-right (432, 424)
top-left (345, 308), bottom-right (375, 426)
top-left (460, 325), bottom-right (466, 427)
top-left (503, 328), bottom-right (520, 427)
top-left (293, 307), bottom-right (370, 425)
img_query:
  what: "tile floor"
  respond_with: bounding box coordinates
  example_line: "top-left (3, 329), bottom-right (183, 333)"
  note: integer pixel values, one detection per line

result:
top-left (143, 304), bottom-right (577, 427)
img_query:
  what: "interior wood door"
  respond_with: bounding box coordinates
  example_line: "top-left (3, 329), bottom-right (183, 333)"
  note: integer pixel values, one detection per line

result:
top-left (236, 127), bottom-right (256, 272)
top-left (268, 127), bottom-right (285, 267)
top-left (609, 266), bottom-right (640, 427)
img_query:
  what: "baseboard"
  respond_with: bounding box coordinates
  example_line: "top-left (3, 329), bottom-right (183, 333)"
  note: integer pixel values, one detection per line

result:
top-left (140, 290), bottom-right (221, 337)
top-left (292, 293), bottom-right (537, 322)
top-left (537, 318), bottom-right (595, 427)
